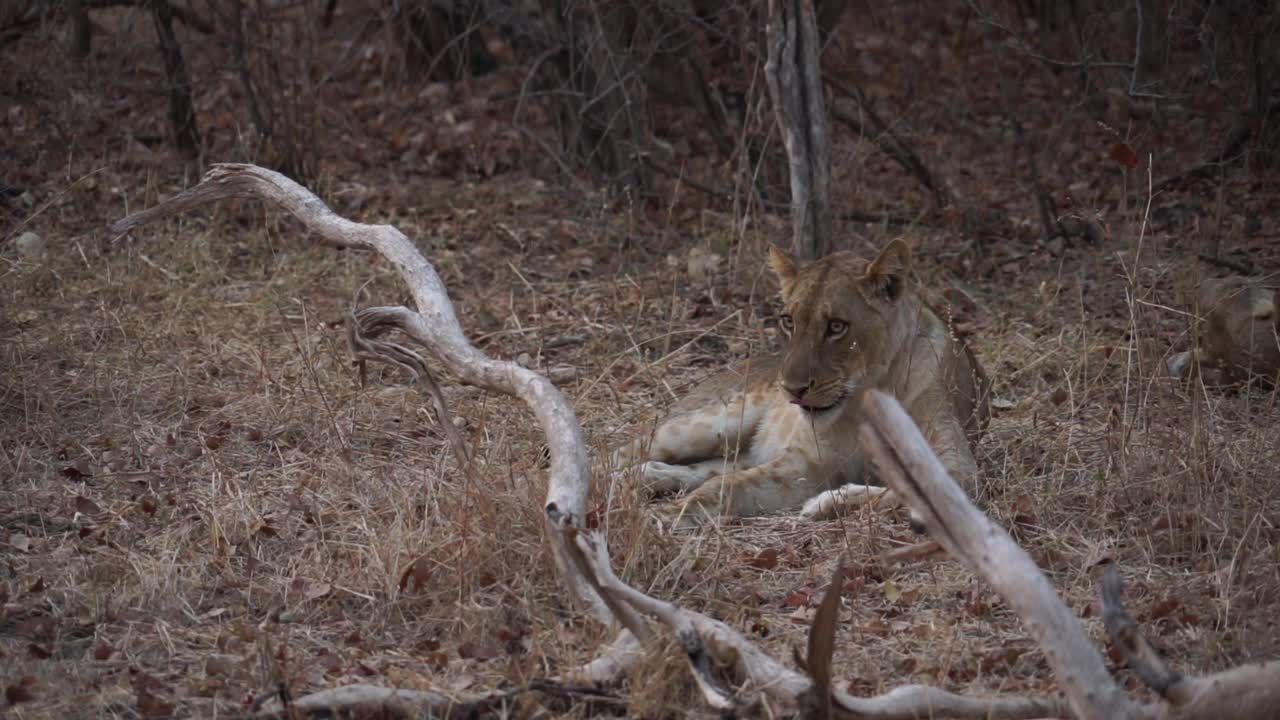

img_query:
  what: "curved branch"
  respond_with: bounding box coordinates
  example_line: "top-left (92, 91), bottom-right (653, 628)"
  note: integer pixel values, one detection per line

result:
top-left (565, 526), bottom-right (1061, 719)
top-left (109, 163), bottom-right (608, 624)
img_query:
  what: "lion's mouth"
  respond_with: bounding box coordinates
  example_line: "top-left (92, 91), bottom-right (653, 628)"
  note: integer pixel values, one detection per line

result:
top-left (793, 391), bottom-right (847, 414)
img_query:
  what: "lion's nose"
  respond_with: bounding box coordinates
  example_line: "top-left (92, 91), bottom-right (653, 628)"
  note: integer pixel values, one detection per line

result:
top-left (783, 381), bottom-right (810, 402)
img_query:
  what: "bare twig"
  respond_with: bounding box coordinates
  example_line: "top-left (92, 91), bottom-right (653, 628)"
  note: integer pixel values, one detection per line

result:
top-left (1195, 252), bottom-right (1255, 276)
top-left (879, 540), bottom-right (944, 565)
top-left (89, 0), bottom-right (214, 34)
top-left (643, 155), bottom-right (920, 226)
top-left (825, 77), bottom-right (952, 209)
top-left (863, 389), bottom-right (1280, 720)
top-left (1099, 561), bottom-right (1280, 719)
top-left (252, 684), bottom-right (513, 719)
top-left (347, 308), bottom-right (472, 469)
top-left (1153, 107), bottom-right (1274, 192)
top-left (1010, 117), bottom-right (1062, 241)
top-left (965, 0), bottom-right (1132, 71)
top-left (1100, 562), bottom-right (1183, 697)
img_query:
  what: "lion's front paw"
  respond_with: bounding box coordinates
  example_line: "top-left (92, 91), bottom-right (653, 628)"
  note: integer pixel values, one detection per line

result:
top-left (651, 494), bottom-right (718, 532)
top-left (800, 484), bottom-right (899, 520)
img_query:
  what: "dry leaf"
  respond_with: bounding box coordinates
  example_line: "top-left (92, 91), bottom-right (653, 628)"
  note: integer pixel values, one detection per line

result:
top-left (75, 495), bottom-right (103, 517)
top-left (5, 677), bottom-right (37, 704)
top-left (883, 579), bottom-right (902, 604)
top-left (399, 557), bottom-right (432, 593)
top-left (305, 582), bottom-right (333, 601)
top-left (747, 547), bottom-right (780, 570)
top-left (1109, 142), bottom-right (1139, 167)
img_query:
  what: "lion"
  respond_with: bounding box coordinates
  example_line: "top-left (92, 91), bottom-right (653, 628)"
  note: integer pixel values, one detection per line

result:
top-left (618, 239), bottom-right (992, 528)
top-left (1168, 276), bottom-right (1280, 386)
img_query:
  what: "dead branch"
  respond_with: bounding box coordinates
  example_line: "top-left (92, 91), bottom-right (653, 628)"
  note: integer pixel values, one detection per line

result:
top-left (1101, 562), bottom-right (1280, 720)
top-left (109, 164), bottom-right (610, 628)
top-left (861, 388), bottom-right (1280, 720)
top-left (642, 155), bottom-right (920, 226)
top-left (825, 76), bottom-right (952, 209)
top-left (67, 0), bottom-right (90, 58)
top-left (1153, 106), bottom-right (1275, 193)
top-left (1195, 252), bottom-right (1255, 276)
top-left (565, 525), bottom-right (1061, 719)
top-left (879, 539), bottom-right (944, 565)
top-left (964, 0), bottom-right (1133, 72)
top-left (1011, 117), bottom-right (1063, 241)
top-left (765, 0), bottom-right (833, 259)
top-left (1100, 561), bottom-right (1183, 697)
top-left (252, 684), bottom-right (516, 719)
top-left (802, 561), bottom-right (843, 718)
top-left (859, 388), bottom-right (1139, 719)
top-left (105, 164), bottom-right (1120, 720)
top-left (347, 308), bottom-right (473, 469)
top-left (88, 0), bottom-right (214, 34)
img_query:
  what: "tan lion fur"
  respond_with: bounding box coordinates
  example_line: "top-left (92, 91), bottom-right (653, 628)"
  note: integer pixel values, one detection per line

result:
top-left (618, 240), bottom-right (992, 528)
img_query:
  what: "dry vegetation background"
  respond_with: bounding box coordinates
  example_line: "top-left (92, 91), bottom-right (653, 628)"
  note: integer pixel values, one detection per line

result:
top-left (2, 1), bottom-right (1280, 717)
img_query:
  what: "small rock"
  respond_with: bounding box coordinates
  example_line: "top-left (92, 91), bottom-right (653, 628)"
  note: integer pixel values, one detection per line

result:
top-left (14, 231), bottom-right (45, 261)
top-left (516, 352), bottom-right (532, 368)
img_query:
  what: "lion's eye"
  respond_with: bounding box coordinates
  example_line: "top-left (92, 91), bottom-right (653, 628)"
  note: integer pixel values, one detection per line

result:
top-left (826, 319), bottom-right (848, 338)
top-left (779, 314), bottom-right (794, 333)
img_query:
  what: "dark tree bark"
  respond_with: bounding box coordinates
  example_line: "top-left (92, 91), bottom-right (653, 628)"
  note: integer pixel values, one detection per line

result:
top-left (538, 0), bottom-right (649, 190)
top-left (67, 0), bottom-right (91, 59)
top-left (149, 0), bottom-right (201, 156)
top-left (1132, 0), bottom-right (1167, 89)
top-left (765, 0), bottom-right (832, 260)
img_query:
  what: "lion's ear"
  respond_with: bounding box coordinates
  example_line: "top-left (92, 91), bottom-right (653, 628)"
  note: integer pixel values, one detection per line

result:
top-left (768, 245), bottom-right (800, 295)
top-left (865, 239), bottom-right (913, 301)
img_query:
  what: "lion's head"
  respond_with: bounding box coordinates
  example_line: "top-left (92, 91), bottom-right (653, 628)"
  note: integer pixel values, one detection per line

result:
top-left (767, 240), bottom-right (916, 414)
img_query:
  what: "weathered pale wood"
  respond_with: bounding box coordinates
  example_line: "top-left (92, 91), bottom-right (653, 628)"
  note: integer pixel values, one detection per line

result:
top-left (110, 163), bottom-right (609, 625)
top-left (567, 526), bottom-right (1062, 720)
top-left (860, 388), bottom-right (1139, 719)
top-left (115, 164), bottom-right (1280, 720)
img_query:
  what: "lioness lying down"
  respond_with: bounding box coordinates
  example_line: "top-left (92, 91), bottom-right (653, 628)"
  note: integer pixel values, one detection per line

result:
top-left (621, 240), bottom-right (992, 528)
top-left (1168, 276), bottom-right (1280, 386)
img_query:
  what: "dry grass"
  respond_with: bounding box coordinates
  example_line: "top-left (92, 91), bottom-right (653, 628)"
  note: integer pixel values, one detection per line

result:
top-left (4, 4), bottom-right (1280, 718)
top-left (4, 186), bottom-right (1279, 717)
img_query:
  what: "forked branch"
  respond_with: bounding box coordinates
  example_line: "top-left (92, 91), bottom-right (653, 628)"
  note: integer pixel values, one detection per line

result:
top-left (110, 164), bottom-right (609, 627)
top-left (117, 165), bottom-right (1277, 720)
top-left (111, 165), bottom-right (1061, 719)
top-left (860, 388), bottom-right (1280, 720)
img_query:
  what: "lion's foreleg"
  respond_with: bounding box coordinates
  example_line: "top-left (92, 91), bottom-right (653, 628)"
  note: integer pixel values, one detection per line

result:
top-left (638, 458), bottom-right (732, 495)
top-left (665, 453), bottom-right (821, 528)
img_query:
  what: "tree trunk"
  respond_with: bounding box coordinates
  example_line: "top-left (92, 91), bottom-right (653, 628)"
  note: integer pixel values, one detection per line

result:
top-left (765, 0), bottom-right (832, 260)
top-left (149, 0), bottom-right (201, 156)
top-left (67, 0), bottom-right (91, 59)
top-left (1133, 0), bottom-right (1166, 87)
